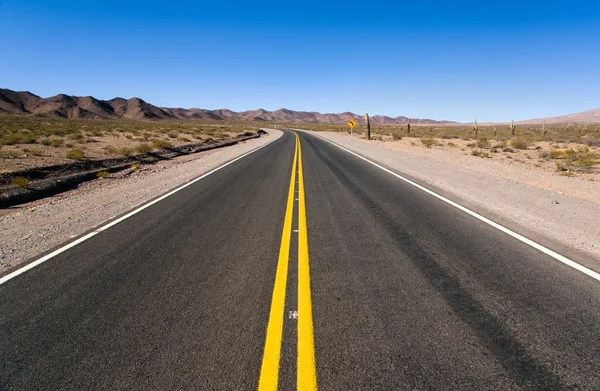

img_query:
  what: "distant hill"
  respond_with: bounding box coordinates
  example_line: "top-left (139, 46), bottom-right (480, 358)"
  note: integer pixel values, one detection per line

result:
top-left (518, 107), bottom-right (600, 124)
top-left (0, 88), bottom-right (454, 125)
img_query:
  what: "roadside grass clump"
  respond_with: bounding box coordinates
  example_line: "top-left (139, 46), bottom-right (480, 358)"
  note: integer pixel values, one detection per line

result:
top-left (151, 139), bottom-right (173, 150)
top-left (105, 146), bottom-right (134, 156)
top-left (421, 137), bottom-right (437, 148)
top-left (135, 143), bottom-right (153, 154)
top-left (167, 132), bottom-right (179, 139)
top-left (50, 139), bottom-right (64, 148)
top-left (68, 132), bottom-right (84, 141)
top-left (66, 148), bottom-right (86, 160)
top-left (391, 133), bottom-right (401, 141)
top-left (510, 139), bottom-right (531, 150)
top-left (471, 150), bottom-right (490, 158)
top-left (96, 171), bottom-right (110, 178)
top-left (0, 132), bottom-right (38, 145)
top-left (178, 137), bottom-right (192, 143)
top-left (131, 162), bottom-right (141, 170)
top-left (40, 138), bottom-right (52, 146)
top-left (12, 177), bottom-right (29, 188)
top-left (476, 137), bottom-right (490, 149)
top-left (23, 147), bottom-right (43, 156)
top-left (118, 147), bottom-right (134, 156)
top-left (549, 147), bottom-right (600, 172)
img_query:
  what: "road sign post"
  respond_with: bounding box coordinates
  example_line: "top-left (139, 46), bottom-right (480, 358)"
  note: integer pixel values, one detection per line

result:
top-left (347, 119), bottom-right (357, 140)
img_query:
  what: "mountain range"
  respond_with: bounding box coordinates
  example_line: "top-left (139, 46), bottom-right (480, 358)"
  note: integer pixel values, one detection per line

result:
top-left (0, 89), bottom-right (453, 125)
top-left (2, 89), bottom-right (598, 125)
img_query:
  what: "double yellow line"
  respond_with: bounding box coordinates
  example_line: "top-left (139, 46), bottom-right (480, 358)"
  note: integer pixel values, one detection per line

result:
top-left (258, 132), bottom-right (317, 391)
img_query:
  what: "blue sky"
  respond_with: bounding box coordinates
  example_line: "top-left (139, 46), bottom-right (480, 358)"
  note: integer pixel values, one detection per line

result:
top-left (1, 0), bottom-right (599, 122)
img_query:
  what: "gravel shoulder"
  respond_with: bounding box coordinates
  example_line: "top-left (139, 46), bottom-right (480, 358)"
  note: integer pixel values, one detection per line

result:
top-left (308, 131), bottom-right (600, 266)
top-left (0, 129), bottom-right (282, 271)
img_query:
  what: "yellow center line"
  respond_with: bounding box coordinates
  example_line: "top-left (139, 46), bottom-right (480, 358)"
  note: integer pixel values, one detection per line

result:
top-left (296, 134), bottom-right (318, 391)
top-left (259, 131), bottom-right (318, 391)
top-left (258, 135), bottom-right (298, 391)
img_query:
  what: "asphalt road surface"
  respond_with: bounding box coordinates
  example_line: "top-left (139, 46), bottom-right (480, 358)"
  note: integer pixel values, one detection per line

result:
top-left (1, 130), bottom-right (600, 390)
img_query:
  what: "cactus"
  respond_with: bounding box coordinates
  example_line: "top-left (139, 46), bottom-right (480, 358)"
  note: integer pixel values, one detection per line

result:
top-left (542, 121), bottom-right (547, 136)
top-left (473, 119), bottom-right (478, 137)
top-left (365, 113), bottom-right (371, 140)
top-left (407, 118), bottom-right (411, 134)
top-left (510, 120), bottom-right (516, 135)
top-left (493, 124), bottom-right (497, 136)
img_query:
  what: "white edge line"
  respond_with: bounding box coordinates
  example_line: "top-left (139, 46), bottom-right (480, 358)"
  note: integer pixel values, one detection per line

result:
top-left (306, 131), bottom-right (600, 283)
top-left (0, 137), bottom-right (278, 285)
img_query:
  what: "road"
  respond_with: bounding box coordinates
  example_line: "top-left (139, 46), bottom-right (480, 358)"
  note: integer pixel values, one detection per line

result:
top-left (1, 130), bottom-right (600, 390)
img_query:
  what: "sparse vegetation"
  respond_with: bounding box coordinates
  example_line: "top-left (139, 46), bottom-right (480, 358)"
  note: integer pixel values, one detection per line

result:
top-left (421, 137), bottom-right (436, 148)
top-left (51, 139), bottom-right (64, 148)
top-left (471, 150), bottom-right (490, 158)
top-left (12, 177), bottom-right (29, 188)
top-left (476, 137), bottom-right (490, 149)
top-left (151, 139), bottom-right (173, 150)
top-left (510, 139), bottom-right (531, 150)
top-left (547, 147), bottom-right (600, 172)
top-left (66, 148), bottom-right (86, 160)
top-left (96, 171), bottom-right (110, 178)
top-left (135, 143), bottom-right (153, 154)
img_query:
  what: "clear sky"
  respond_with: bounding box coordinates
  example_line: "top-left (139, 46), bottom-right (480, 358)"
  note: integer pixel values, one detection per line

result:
top-left (1, 0), bottom-right (599, 122)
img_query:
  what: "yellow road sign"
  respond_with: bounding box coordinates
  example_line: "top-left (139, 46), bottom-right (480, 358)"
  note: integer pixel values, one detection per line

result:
top-left (347, 119), bottom-right (357, 128)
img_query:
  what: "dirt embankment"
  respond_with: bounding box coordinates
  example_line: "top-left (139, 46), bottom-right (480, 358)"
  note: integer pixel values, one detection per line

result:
top-left (0, 131), bottom-right (265, 208)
